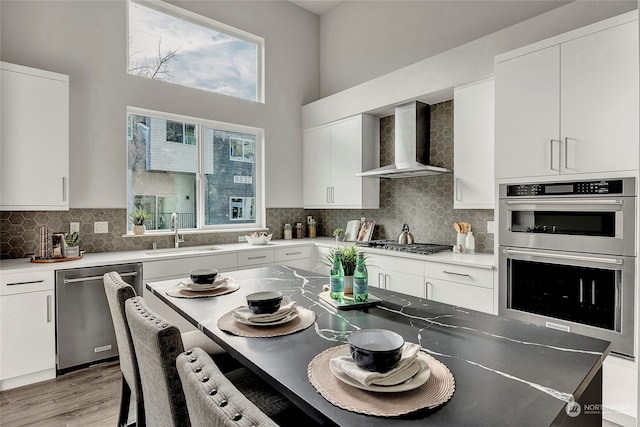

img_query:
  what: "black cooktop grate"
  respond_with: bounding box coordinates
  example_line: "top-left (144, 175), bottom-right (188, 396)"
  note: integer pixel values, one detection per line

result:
top-left (357, 240), bottom-right (453, 255)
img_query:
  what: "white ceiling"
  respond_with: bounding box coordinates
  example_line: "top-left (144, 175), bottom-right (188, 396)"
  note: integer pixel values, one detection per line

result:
top-left (289, 0), bottom-right (343, 15)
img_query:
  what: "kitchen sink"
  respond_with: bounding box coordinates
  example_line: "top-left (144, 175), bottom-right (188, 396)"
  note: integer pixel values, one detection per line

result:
top-left (144, 246), bottom-right (222, 257)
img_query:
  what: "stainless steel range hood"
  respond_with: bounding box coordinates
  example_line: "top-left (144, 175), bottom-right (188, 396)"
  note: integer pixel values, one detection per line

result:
top-left (357, 101), bottom-right (451, 179)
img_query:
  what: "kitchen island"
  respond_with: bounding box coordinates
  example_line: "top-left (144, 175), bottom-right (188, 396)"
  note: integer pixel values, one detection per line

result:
top-left (146, 265), bottom-right (609, 426)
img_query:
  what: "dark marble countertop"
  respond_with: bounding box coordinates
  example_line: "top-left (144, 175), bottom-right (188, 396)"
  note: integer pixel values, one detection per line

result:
top-left (146, 265), bottom-right (610, 426)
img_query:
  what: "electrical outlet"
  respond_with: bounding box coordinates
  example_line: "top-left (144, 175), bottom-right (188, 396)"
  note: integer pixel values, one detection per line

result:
top-left (361, 217), bottom-right (366, 222)
top-left (70, 222), bottom-right (80, 234)
top-left (238, 235), bottom-right (247, 242)
top-left (487, 221), bottom-right (495, 234)
top-left (94, 221), bottom-right (108, 234)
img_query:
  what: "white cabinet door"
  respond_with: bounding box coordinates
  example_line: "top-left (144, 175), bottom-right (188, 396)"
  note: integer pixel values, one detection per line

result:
top-left (302, 126), bottom-right (332, 207)
top-left (363, 252), bottom-right (424, 297)
top-left (303, 115), bottom-right (379, 209)
top-left (453, 78), bottom-right (495, 209)
top-left (494, 46), bottom-right (560, 179)
top-left (385, 271), bottom-right (425, 298)
top-left (560, 20), bottom-right (638, 174)
top-left (237, 249), bottom-right (275, 269)
top-left (0, 270), bottom-right (55, 389)
top-left (1, 62), bottom-right (69, 210)
top-left (426, 278), bottom-right (493, 314)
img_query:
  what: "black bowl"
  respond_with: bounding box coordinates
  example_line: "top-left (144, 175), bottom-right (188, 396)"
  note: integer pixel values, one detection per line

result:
top-left (348, 329), bottom-right (405, 372)
top-left (246, 291), bottom-right (283, 314)
top-left (190, 268), bottom-right (218, 284)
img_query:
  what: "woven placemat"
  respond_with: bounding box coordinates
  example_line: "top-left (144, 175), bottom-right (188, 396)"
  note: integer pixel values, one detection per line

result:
top-left (308, 344), bottom-right (455, 417)
top-left (218, 307), bottom-right (316, 338)
top-left (166, 281), bottom-right (239, 299)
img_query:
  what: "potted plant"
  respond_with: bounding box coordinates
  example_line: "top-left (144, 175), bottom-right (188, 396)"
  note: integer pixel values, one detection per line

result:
top-left (323, 245), bottom-right (363, 294)
top-left (333, 228), bottom-right (345, 242)
top-left (64, 232), bottom-right (80, 257)
top-left (130, 209), bottom-right (151, 235)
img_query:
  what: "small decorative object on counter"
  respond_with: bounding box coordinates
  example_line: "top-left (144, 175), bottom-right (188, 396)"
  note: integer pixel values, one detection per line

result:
top-left (39, 226), bottom-right (50, 259)
top-left (353, 251), bottom-right (368, 302)
top-left (130, 208), bottom-right (151, 235)
top-left (465, 229), bottom-right (475, 254)
top-left (308, 217), bottom-right (317, 238)
top-left (330, 251), bottom-right (345, 301)
top-left (296, 222), bottom-right (304, 239)
top-left (284, 223), bottom-right (293, 240)
top-left (456, 233), bottom-right (466, 253)
top-left (65, 232), bottom-right (80, 257)
top-left (333, 228), bottom-right (345, 242)
top-left (51, 233), bottom-right (67, 258)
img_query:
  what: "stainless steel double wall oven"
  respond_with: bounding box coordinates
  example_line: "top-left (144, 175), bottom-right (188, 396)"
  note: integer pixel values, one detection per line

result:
top-left (499, 178), bottom-right (636, 358)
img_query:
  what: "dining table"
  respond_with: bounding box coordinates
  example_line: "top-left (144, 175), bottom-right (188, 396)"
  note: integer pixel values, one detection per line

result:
top-left (145, 265), bottom-right (610, 426)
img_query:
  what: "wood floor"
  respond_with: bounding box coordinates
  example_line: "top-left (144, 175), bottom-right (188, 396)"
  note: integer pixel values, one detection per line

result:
top-left (0, 361), bottom-right (124, 427)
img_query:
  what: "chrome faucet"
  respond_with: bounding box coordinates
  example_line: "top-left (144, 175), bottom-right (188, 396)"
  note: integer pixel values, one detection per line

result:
top-left (170, 213), bottom-right (184, 248)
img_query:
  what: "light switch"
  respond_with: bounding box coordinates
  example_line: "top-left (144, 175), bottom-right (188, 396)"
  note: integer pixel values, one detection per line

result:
top-left (487, 221), bottom-right (495, 234)
top-left (94, 221), bottom-right (108, 234)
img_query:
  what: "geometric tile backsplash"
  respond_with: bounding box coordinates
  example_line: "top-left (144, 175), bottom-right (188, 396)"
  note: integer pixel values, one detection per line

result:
top-left (0, 100), bottom-right (494, 259)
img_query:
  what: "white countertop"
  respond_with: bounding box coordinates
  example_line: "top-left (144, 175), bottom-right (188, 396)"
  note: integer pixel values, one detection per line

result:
top-left (0, 237), bottom-right (495, 274)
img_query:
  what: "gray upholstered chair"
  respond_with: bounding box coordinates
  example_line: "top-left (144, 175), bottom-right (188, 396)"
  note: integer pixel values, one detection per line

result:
top-left (176, 347), bottom-right (278, 427)
top-left (125, 296), bottom-right (191, 427)
top-left (103, 271), bottom-right (145, 427)
top-left (104, 272), bottom-right (237, 427)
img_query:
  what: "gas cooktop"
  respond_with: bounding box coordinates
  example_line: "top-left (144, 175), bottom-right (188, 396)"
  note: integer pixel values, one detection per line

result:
top-left (357, 240), bottom-right (453, 255)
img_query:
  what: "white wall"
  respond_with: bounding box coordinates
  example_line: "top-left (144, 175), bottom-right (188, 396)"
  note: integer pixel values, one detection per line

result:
top-left (304, 1), bottom-right (638, 128)
top-left (319, 0), bottom-right (637, 97)
top-left (0, 0), bottom-right (319, 208)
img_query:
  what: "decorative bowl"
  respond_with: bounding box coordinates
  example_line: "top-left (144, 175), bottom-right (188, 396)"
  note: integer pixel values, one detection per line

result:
top-left (246, 291), bottom-right (283, 314)
top-left (245, 232), bottom-right (273, 245)
top-left (348, 329), bottom-right (405, 372)
top-left (190, 268), bottom-right (218, 284)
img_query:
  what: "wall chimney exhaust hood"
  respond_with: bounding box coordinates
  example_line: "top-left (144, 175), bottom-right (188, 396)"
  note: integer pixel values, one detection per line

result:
top-left (357, 101), bottom-right (451, 179)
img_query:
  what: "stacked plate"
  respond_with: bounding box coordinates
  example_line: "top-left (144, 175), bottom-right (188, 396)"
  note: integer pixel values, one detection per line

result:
top-left (179, 275), bottom-right (230, 292)
top-left (232, 299), bottom-right (298, 326)
top-left (328, 345), bottom-right (431, 392)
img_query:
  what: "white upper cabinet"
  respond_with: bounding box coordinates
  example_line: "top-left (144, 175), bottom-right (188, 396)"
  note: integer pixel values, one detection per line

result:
top-left (1, 62), bottom-right (69, 210)
top-left (453, 78), bottom-right (495, 209)
top-left (495, 14), bottom-right (638, 179)
top-left (303, 115), bottom-right (379, 209)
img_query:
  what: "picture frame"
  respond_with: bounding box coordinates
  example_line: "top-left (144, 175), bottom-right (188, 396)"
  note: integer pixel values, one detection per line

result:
top-left (344, 220), bottom-right (361, 242)
top-left (356, 220), bottom-right (375, 243)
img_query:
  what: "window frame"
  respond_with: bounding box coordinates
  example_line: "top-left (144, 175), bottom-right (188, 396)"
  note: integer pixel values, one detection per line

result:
top-left (127, 106), bottom-right (265, 234)
top-left (126, 0), bottom-right (265, 103)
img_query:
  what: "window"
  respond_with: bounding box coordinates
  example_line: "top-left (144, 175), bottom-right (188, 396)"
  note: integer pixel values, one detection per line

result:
top-left (127, 107), bottom-right (263, 232)
top-left (127, 0), bottom-right (264, 102)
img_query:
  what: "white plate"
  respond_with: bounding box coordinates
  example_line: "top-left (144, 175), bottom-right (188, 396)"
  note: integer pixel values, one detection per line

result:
top-left (232, 310), bottom-right (298, 326)
top-left (329, 347), bottom-right (430, 393)
top-left (180, 276), bottom-right (229, 291)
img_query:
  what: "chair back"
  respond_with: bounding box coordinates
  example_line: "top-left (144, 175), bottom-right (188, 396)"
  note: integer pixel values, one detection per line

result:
top-left (176, 347), bottom-right (277, 427)
top-left (103, 272), bottom-right (142, 403)
top-left (125, 296), bottom-right (190, 427)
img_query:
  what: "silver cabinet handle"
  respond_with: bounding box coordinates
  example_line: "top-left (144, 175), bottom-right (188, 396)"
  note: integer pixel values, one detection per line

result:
top-left (564, 137), bottom-right (569, 170)
top-left (378, 272), bottom-right (383, 288)
top-left (285, 251), bottom-right (302, 256)
top-left (455, 178), bottom-right (461, 202)
top-left (425, 281), bottom-right (432, 299)
top-left (64, 271), bottom-right (137, 284)
top-left (384, 273), bottom-right (391, 290)
top-left (62, 177), bottom-right (67, 202)
top-left (502, 248), bottom-right (623, 265)
top-left (330, 187), bottom-right (335, 203)
top-left (47, 294), bottom-right (52, 323)
top-left (442, 270), bottom-right (471, 278)
top-left (7, 279), bottom-right (44, 286)
top-left (591, 280), bottom-right (596, 305)
top-left (505, 199), bottom-right (622, 206)
top-left (579, 278), bottom-right (584, 304)
top-left (549, 139), bottom-right (556, 171)
top-left (247, 255), bottom-right (267, 260)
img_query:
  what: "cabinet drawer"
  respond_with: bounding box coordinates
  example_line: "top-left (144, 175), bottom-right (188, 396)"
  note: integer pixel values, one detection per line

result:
top-left (275, 246), bottom-right (311, 262)
top-left (364, 252), bottom-right (423, 276)
top-left (237, 249), bottom-right (275, 268)
top-left (426, 278), bottom-right (493, 314)
top-left (144, 253), bottom-right (237, 280)
top-left (424, 262), bottom-right (493, 289)
top-left (1, 271), bottom-right (54, 296)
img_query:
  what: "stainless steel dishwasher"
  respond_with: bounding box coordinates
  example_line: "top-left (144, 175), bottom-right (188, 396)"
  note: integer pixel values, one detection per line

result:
top-left (55, 262), bottom-right (143, 374)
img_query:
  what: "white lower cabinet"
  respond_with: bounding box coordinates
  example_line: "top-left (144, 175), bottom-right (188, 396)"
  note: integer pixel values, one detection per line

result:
top-left (424, 262), bottom-right (494, 314)
top-left (237, 249), bottom-right (275, 270)
top-left (366, 252), bottom-right (425, 298)
top-left (274, 246), bottom-right (311, 271)
top-left (0, 271), bottom-right (56, 391)
top-left (602, 355), bottom-right (637, 423)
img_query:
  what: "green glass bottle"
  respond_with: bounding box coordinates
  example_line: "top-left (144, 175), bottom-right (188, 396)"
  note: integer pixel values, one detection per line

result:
top-left (353, 251), bottom-right (368, 302)
top-left (330, 251), bottom-right (344, 301)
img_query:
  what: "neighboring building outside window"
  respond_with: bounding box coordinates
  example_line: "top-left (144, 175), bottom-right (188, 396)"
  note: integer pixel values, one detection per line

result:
top-left (127, 108), bottom-right (263, 232)
top-left (127, 0), bottom-right (264, 102)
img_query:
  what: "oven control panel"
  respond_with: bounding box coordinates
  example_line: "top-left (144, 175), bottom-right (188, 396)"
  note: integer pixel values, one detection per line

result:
top-left (505, 179), bottom-right (625, 197)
